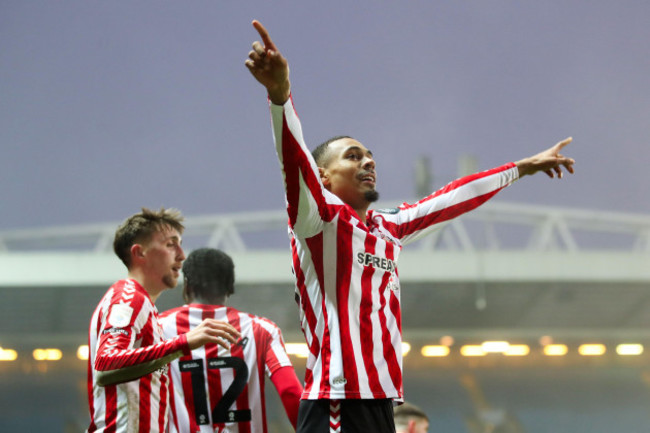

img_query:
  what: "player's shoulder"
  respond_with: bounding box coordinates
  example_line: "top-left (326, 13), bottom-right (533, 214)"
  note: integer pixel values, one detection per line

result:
top-left (159, 305), bottom-right (188, 319)
top-left (248, 313), bottom-right (283, 334)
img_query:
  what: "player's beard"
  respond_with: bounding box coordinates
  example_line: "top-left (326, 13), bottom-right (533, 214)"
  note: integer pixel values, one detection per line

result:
top-left (365, 189), bottom-right (379, 203)
top-left (162, 273), bottom-right (178, 289)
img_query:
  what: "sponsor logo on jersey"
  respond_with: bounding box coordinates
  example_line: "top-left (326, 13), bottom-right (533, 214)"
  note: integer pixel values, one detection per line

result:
top-left (107, 303), bottom-right (133, 328)
top-left (332, 377), bottom-right (347, 385)
top-left (357, 251), bottom-right (396, 272)
top-left (374, 207), bottom-right (399, 214)
top-left (102, 327), bottom-right (129, 336)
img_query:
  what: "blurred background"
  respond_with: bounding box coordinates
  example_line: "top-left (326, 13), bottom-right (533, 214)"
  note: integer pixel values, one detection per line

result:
top-left (2, 1), bottom-right (650, 432)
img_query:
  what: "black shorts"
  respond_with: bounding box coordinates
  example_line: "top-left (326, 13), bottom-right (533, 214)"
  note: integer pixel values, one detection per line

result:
top-left (296, 398), bottom-right (395, 433)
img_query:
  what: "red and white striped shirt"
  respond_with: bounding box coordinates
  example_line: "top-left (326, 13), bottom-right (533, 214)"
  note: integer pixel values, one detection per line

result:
top-left (270, 97), bottom-right (518, 400)
top-left (160, 304), bottom-right (295, 433)
top-left (87, 278), bottom-right (190, 433)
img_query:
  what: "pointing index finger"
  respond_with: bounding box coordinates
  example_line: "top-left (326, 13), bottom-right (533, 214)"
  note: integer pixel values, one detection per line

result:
top-left (556, 136), bottom-right (573, 150)
top-left (252, 20), bottom-right (277, 52)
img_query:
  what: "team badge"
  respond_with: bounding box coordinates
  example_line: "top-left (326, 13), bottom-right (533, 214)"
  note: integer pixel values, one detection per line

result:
top-left (108, 304), bottom-right (134, 328)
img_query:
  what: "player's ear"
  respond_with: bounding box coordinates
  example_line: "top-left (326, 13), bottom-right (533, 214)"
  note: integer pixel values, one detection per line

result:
top-left (408, 420), bottom-right (416, 433)
top-left (319, 167), bottom-right (330, 187)
top-left (131, 244), bottom-right (145, 262)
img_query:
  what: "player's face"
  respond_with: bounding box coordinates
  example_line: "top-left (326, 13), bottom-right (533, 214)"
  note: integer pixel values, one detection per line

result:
top-left (320, 138), bottom-right (377, 208)
top-left (141, 226), bottom-right (185, 290)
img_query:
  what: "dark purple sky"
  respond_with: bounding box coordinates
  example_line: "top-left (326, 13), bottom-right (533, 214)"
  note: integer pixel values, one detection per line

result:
top-left (2, 1), bottom-right (649, 230)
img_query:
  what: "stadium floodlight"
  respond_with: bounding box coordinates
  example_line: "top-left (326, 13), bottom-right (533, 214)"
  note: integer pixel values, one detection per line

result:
top-left (504, 345), bottom-right (530, 356)
top-left (616, 344), bottom-right (643, 356)
top-left (77, 345), bottom-right (90, 360)
top-left (0, 347), bottom-right (18, 361)
top-left (284, 343), bottom-right (309, 358)
top-left (460, 345), bottom-right (486, 357)
top-left (578, 344), bottom-right (606, 356)
top-left (543, 344), bottom-right (568, 356)
top-left (402, 342), bottom-right (412, 357)
top-left (33, 348), bottom-right (62, 361)
top-left (481, 341), bottom-right (510, 353)
top-left (421, 345), bottom-right (450, 357)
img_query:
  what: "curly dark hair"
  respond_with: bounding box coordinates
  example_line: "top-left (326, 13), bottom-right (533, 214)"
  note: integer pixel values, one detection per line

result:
top-left (182, 248), bottom-right (235, 304)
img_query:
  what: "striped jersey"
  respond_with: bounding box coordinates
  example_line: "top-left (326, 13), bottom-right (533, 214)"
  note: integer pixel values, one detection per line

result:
top-left (87, 278), bottom-right (190, 433)
top-left (269, 97), bottom-right (519, 400)
top-left (159, 304), bottom-right (295, 433)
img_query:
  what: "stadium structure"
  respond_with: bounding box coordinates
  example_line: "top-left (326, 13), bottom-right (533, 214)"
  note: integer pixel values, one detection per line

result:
top-left (1, 201), bottom-right (649, 432)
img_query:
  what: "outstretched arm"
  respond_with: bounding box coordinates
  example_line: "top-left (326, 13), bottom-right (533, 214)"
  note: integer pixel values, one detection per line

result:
top-left (245, 20), bottom-right (291, 105)
top-left (516, 137), bottom-right (575, 178)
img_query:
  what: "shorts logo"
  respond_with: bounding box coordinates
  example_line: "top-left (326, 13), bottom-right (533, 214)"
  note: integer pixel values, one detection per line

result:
top-left (357, 252), bottom-right (396, 273)
top-left (108, 304), bottom-right (133, 328)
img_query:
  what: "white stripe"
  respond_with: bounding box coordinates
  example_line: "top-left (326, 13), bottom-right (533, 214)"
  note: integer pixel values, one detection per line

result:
top-left (348, 226), bottom-right (371, 397)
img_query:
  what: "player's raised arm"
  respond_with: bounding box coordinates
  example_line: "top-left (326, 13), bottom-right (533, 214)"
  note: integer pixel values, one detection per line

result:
top-left (515, 137), bottom-right (575, 178)
top-left (245, 20), bottom-right (291, 105)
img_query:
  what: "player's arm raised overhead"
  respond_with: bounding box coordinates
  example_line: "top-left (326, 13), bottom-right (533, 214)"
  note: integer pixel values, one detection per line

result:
top-left (246, 20), bottom-right (340, 237)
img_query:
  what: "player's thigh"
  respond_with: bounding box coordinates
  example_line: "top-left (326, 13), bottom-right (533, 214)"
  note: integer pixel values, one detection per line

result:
top-left (341, 399), bottom-right (395, 433)
top-left (296, 399), bottom-right (330, 433)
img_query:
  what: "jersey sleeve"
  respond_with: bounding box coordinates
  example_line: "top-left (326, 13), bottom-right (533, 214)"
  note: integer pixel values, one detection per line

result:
top-left (259, 318), bottom-right (294, 377)
top-left (93, 293), bottom-right (190, 375)
top-left (372, 163), bottom-right (519, 245)
top-left (270, 96), bottom-right (344, 238)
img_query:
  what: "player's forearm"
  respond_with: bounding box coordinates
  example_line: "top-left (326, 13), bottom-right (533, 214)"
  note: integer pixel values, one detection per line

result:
top-left (271, 366), bottom-right (303, 429)
top-left (270, 98), bottom-right (326, 236)
top-left (397, 163), bottom-right (518, 244)
top-left (96, 349), bottom-right (183, 387)
top-left (94, 333), bottom-right (190, 374)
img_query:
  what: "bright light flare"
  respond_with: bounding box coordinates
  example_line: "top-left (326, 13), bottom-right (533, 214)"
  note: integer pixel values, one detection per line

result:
top-left (616, 344), bottom-right (643, 356)
top-left (543, 344), bottom-right (568, 356)
top-left (285, 343), bottom-right (309, 358)
top-left (77, 345), bottom-right (90, 360)
top-left (421, 345), bottom-right (450, 357)
top-left (33, 348), bottom-right (63, 361)
top-left (460, 345), bottom-right (486, 357)
top-left (504, 344), bottom-right (530, 356)
top-left (0, 347), bottom-right (18, 361)
top-left (578, 344), bottom-right (606, 356)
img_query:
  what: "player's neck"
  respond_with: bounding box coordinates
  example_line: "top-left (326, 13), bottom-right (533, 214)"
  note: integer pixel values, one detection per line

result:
top-left (189, 296), bottom-right (227, 306)
top-left (351, 202), bottom-right (370, 225)
top-left (126, 271), bottom-right (166, 304)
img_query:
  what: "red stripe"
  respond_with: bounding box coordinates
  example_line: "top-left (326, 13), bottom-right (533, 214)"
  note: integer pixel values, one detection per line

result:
top-left (305, 233), bottom-right (331, 396)
top-left (252, 318), bottom-right (273, 433)
top-left (229, 308), bottom-right (254, 433)
top-left (280, 106), bottom-right (334, 227)
top-left (104, 384), bottom-right (117, 433)
top-left (138, 314), bottom-right (154, 433)
top-left (358, 234), bottom-right (384, 396)
top-left (202, 306), bottom-right (222, 428)
top-left (335, 216), bottom-right (360, 395)
top-left (175, 308), bottom-right (198, 433)
top-left (378, 241), bottom-right (401, 393)
top-left (158, 372), bottom-right (168, 433)
top-left (291, 236), bottom-right (319, 396)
